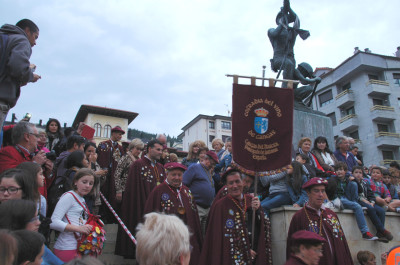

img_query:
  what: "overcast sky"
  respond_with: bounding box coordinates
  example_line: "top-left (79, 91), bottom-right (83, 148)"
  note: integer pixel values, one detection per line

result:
top-left (1, 0), bottom-right (398, 137)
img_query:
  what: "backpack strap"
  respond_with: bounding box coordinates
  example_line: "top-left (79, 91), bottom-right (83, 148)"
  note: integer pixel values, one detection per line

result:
top-left (66, 191), bottom-right (90, 214)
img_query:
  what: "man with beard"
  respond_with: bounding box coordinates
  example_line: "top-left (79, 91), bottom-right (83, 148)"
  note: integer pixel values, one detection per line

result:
top-left (286, 177), bottom-right (353, 265)
top-left (199, 169), bottom-right (272, 265)
top-left (115, 139), bottom-right (165, 258)
top-left (183, 151), bottom-right (218, 235)
top-left (144, 162), bottom-right (203, 265)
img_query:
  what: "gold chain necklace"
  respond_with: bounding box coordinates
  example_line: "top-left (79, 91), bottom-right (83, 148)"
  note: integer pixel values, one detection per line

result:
top-left (303, 205), bottom-right (323, 236)
top-left (229, 195), bottom-right (247, 216)
top-left (201, 164), bottom-right (214, 188)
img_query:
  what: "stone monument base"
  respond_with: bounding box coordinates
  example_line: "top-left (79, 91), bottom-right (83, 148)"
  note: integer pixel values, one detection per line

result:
top-left (293, 105), bottom-right (334, 148)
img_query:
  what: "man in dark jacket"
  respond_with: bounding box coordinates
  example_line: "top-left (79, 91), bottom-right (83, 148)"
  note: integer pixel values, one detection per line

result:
top-left (0, 19), bottom-right (41, 145)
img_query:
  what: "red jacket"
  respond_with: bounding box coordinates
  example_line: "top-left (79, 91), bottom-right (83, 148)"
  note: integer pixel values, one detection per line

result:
top-left (0, 145), bottom-right (32, 173)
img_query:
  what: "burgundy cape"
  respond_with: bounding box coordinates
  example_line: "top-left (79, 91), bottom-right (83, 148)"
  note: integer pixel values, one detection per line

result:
top-left (199, 194), bottom-right (272, 265)
top-left (284, 255), bottom-right (308, 265)
top-left (115, 157), bottom-right (165, 258)
top-left (144, 182), bottom-right (203, 265)
top-left (286, 205), bottom-right (354, 265)
top-left (97, 140), bottom-right (125, 209)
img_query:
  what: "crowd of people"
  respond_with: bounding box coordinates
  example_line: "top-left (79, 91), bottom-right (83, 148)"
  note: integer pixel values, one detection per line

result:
top-left (0, 17), bottom-right (398, 265)
top-left (0, 117), bottom-right (399, 264)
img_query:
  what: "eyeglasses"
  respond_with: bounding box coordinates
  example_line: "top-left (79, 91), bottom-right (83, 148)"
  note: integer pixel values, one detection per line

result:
top-left (29, 215), bottom-right (40, 223)
top-left (29, 133), bottom-right (41, 138)
top-left (0, 187), bottom-right (22, 194)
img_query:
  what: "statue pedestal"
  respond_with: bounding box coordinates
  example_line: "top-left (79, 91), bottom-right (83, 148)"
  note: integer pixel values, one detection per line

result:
top-left (292, 104), bottom-right (334, 148)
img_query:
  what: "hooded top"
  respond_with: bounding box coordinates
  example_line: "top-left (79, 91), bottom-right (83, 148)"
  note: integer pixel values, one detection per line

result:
top-left (0, 24), bottom-right (34, 107)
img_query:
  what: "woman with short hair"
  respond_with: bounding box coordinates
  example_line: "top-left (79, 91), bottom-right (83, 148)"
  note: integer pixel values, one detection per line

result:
top-left (114, 138), bottom-right (144, 202)
top-left (136, 212), bottom-right (191, 265)
top-left (297, 137), bottom-right (322, 178)
top-left (211, 138), bottom-right (225, 161)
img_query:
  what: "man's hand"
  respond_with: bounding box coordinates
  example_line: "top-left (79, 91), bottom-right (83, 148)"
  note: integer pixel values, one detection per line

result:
top-left (250, 249), bottom-right (257, 261)
top-left (116, 192), bottom-right (123, 202)
top-left (32, 73), bottom-right (41, 83)
top-left (44, 159), bottom-right (54, 172)
top-left (32, 150), bottom-right (46, 165)
top-left (251, 196), bottom-right (260, 210)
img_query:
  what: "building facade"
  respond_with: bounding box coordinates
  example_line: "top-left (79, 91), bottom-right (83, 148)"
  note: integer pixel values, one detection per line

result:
top-left (312, 51), bottom-right (400, 166)
top-left (179, 114), bottom-right (232, 151)
top-left (73, 105), bottom-right (138, 144)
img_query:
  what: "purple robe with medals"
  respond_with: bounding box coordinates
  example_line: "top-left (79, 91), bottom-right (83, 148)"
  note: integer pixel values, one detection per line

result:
top-left (97, 139), bottom-right (125, 210)
top-left (199, 194), bottom-right (272, 265)
top-left (144, 182), bottom-right (203, 265)
top-left (115, 157), bottom-right (165, 258)
top-left (287, 204), bottom-right (354, 265)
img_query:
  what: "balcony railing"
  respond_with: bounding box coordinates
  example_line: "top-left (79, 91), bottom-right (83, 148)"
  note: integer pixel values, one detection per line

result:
top-left (335, 89), bottom-right (353, 100)
top-left (370, 105), bottom-right (395, 111)
top-left (366, 79), bottom-right (389, 86)
top-left (375, 132), bottom-right (400, 138)
top-left (380, 160), bottom-right (400, 166)
top-left (339, 114), bottom-right (357, 124)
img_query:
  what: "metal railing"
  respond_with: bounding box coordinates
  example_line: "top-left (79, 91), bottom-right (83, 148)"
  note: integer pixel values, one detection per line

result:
top-left (339, 114), bottom-right (357, 124)
top-left (381, 160), bottom-right (400, 166)
top-left (370, 105), bottom-right (395, 111)
top-left (366, 79), bottom-right (389, 86)
top-left (375, 132), bottom-right (400, 138)
top-left (335, 89), bottom-right (353, 100)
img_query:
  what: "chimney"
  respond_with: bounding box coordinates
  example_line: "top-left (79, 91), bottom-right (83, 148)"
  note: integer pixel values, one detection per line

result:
top-left (64, 123), bottom-right (67, 128)
top-left (364, 48), bottom-right (371, 53)
top-left (39, 119), bottom-right (42, 126)
top-left (396, 46), bottom-right (400, 58)
top-left (354, 47), bottom-right (359, 54)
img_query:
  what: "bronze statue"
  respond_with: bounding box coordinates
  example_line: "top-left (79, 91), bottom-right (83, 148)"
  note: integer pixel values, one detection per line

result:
top-left (268, 0), bottom-right (319, 106)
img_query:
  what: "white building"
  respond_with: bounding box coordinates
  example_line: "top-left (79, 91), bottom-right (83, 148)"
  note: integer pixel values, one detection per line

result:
top-left (312, 50), bottom-right (400, 166)
top-left (179, 114), bottom-right (232, 151)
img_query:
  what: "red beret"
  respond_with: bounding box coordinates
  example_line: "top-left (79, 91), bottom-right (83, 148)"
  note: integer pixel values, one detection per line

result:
top-left (111, 126), bottom-right (125, 134)
top-left (302, 177), bottom-right (328, 190)
top-left (221, 168), bottom-right (241, 183)
top-left (164, 162), bottom-right (187, 171)
top-left (206, 151), bottom-right (219, 163)
top-left (291, 230), bottom-right (327, 245)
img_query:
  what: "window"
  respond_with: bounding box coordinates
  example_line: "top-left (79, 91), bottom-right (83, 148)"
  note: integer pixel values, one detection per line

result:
top-left (342, 106), bottom-right (355, 116)
top-left (104, 125), bottom-right (112, 138)
top-left (368, 74), bottom-right (379, 80)
top-left (377, 124), bottom-right (389, 132)
top-left (94, 123), bottom-right (102, 137)
top-left (222, 135), bottom-right (230, 143)
top-left (393, 73), bottom-right (400, 86)
top-left (221, 121), bottom-right (231, 130)
top-left (372, 98), bottom-right (384, 106)
top-left (209, 135), bottom-right (215, 143)
top-left (349, 130), bottom-right (359, 140)
top-left (337, 82), bottom-right (351, 94)
top-left (319, 90), bottom-right (333, 107)
top-left (382, 150), bottom-right (394, 160)
top-left (327, 112), bottom-right (337, 126)
top-left (209, 121), bottom-right (215, 129)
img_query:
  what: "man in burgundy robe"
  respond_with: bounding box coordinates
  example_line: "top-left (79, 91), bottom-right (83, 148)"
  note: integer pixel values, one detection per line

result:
top-left (97, 126), bottom-right (125, 219)
top-left (199, 169), bottom-right (272, 265)
top-left (286, 177), bottom-right (354, 265)
top-left (144, 162), bottom-right (203, 265)
top-left (115, 139), bottom-right (165, 258)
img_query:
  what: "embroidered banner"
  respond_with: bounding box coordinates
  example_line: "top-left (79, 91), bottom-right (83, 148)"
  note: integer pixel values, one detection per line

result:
top-left (232, 84), bottom-right (293, 172)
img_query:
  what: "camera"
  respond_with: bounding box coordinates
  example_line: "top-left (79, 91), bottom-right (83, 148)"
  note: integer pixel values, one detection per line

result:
top-left (45, 150), bottom-right (57, 161)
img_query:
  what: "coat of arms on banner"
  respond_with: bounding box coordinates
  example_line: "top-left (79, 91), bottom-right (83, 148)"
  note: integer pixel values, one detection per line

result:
top-left (254, 108), bottom-right (269, 134)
